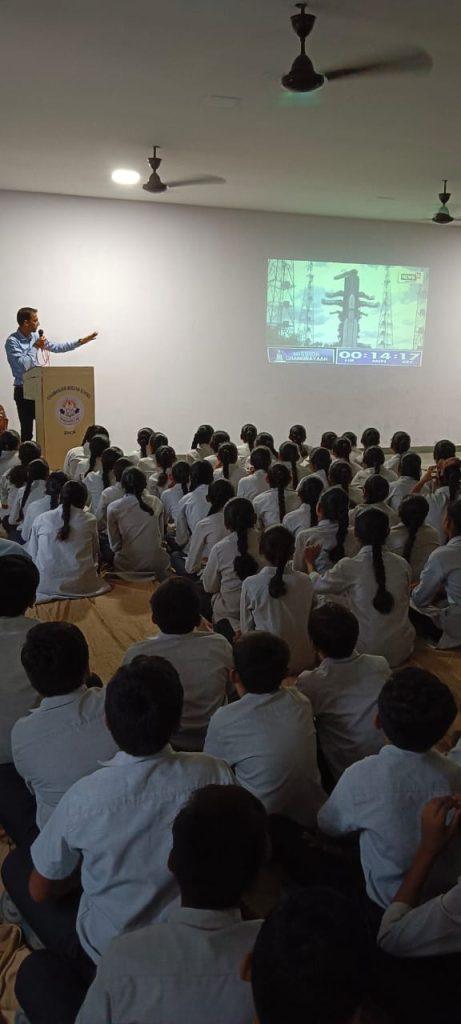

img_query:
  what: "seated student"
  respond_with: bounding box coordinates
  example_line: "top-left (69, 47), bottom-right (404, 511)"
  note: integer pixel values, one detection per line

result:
top-left (0, 429), bottom-right (20, 481)
top-left (237, 422), bottom-right (258, 462)
top-left (133, 426), bottom-right (155, 464)
top-left (107, 467), bottom-right (169, 580)
top-left (76, 785), bottom-right (266, 1024)
top-left (353, 446), bottom-right (398, 490)
top-left (214, 442), bottom-right (246, 491)
top-left (175, 460), bottom-right (214, 552)
top-left (75, 432), bottom-right (110, 482)
top-left (0, 556), bottom-right (40, 846)
top-left (146, 444), bottom-right (176, 497)
top-left (288, 422), bottom-right (310, 460)
top-left (185, 479), bottom-right (234, 575)
top-left (26, 480), bottom-right (110, 601)
top-left (331, 435), bottom-right (360, 477)
top-left (387, 494), bottom-right (439, 584)
top-left (253, 465), bottom-right (300, 528)
top-left (433, 439), bottom-right (456, 462)
top-left (1, 440), bottom-right (41, 523)
top-left (205, 430), bottom-right (231, 469)
top-left (414, 457), bottom-right (461, 543)
top-left (202, 497), bottom-right (262, 638)
top-left (411, 499), bottom-right (461, 648)
top-left (305, 507), bottom-right (415, 666)
top-left (95, 456), bottom-right (132, 531)
top-left (248, 888), bottom-right (370, 1024)
top-left (188, 423), bottom-right (214, 463)
top-left (349, 473), bottom-right (400, 527)
top-left (240, 526), bottom-right (315, 674)
top-left (283, 474), bottom-right (323, 537)
top-left (320, 431), bottom-right (337, 451)
top-left (278, 441), bottom-right (309, 489)
top-left (12, 622), bottom-right (117, 829)
top-left (20, 470), bottom-right (68, 546)
top-left (384, 430), bottom-right (411, 473)
top-left (360, 425), bottom-right (381, 452)
top-left (161, 459), bottom-right (190, 528)
top-left (205, 632), bottom-right (325, 826)
top-left (293, 485), bottom-right (353, 575)
top-left (237, 445), bottom-right (271, 502)
top-left (307, 445), bottom-right (331, 487)
top-left (137, 430), bottom-right (169, 476)
top-left (250, 432), bottom-right (278, 464)
top-left (388, 452), bottom-right (423, 511)
top-left (2, 656), bottom-right (235, 995)
top-left (63, 425), bottom-right (110, 479)
top-left (9, 457), bottom-right (49, 533)
top-left (318, 667), bottom-right (461, 911)
top-left (343, 430), bottom-right (362, 464)
top-left (298, 603), bottom-right (388, 783)
top-left (328, 459), bottom-right (363, 507)
top-left (123, 578), bottom-right (233, 750)
top-left (84, 445), bottom-right (123, 514)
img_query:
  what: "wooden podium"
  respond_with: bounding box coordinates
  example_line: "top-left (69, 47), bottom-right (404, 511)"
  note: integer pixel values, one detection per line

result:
top-left (23, 366), bottom-right (95, 470)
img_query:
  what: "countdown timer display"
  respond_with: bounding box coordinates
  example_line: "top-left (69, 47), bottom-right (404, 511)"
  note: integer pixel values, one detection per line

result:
top-left (336, 350), bottom-right (423, 367)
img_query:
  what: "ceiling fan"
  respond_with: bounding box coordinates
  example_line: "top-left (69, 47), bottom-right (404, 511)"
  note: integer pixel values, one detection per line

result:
top-left (432, 180), bottom-right (458, 224)
top-left (142, 147), bottom-right (225, 194)
top-left (281, 2), bottom-right (432, 94)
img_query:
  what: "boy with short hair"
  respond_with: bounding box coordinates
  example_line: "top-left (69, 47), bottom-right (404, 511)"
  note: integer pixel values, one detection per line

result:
top-left (75, 785), bottom-right (266, 1024)
top-left (123, 577), bottom-right (232, 750)
top-left (12, 622), bottom-right (118, 828)
top-left (204, 631), bottom-right (326, 826)
top-left (298, 602), bottom-right (388, 782)
top-left (318, 667), bottom-right (461, 909)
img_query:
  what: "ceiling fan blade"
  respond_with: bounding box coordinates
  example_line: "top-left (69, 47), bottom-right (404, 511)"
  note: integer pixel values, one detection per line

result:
top-left (324, 48), bottom-right (432, 82)
top-left (165, 176), bottom-right (226, 189)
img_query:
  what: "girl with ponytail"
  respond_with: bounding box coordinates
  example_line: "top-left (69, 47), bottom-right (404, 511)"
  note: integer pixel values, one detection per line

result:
top-left (238, 424), bottom-right (258, 460)
top-left (328, 460), bottom-right (362, 507)
top-left (293, 486), bottom-right (352, 575)
top-left (303, 506), bottom-right (415, 666)
top-left (26, 480), bottom-right (110, 601)
top-left (84, 445), bottom-right (123, 515)
top-left (136, 427), bottom-right (155, 460)
top-left (63, 424), bottom-right (109, 479)
top-left (214, 442), bottom-right (245, 491)
top-left (185, 479), bottom-right (233, 575)
top-left (331, 436), bottom-right (360, 478)
top-left (1, 441), bottom-right (40, 523)
top-left (414, 457), bottom-right (461, 543)
top-left (202, 497), bottom-right (262, 638)
top-left (205, 430), bottom-right (231, 470)
top-left (161, 461), bottom-right (191, 528)
top-left (189, 424), bottom-right (214, 462)
top-left (75, 433), bottom-right (110, 483)
top-left (10, 459), bottom-right (49, 533)
top-left (283, 475), bottom-right (323, 537)
top-left (147, 445), bottom-right (177, 497)
top-left (308, 447), bottom-right (331, 488)
top-left (240, 525), bottom-right (315, 672)
top-left (237, 445), bottom-right (272, 502)
top-left (384, 430), bottom-right (411, 472)
top-left (253, 464), bottom-right (300, 529)
top-left (20, 470), bottom-right (68, 545)
top-left (253, 432), bottom-right (278, 461)
top-left (107, 467), bottom-right (170, 580)
top-left (96, 457), bottom-right (132, 532)
top-left (289, 423), bottom-right (309, 460)
top-left (387, 495), bottom-right (439, 583)
top-left (354, 447), bottom-right (398, 491)
top-left (0, 430), bottom-right (20, 480)
top-left (388, 452), bottom-right (422, 511)
top-left (137, 432), bottom-right (169, 476)
top-left (349, 473), bottom-right (399, 529)
top-left (411, 499), bottom-right (461, 648)
top-left (279, 441), bottom-right (306, 491)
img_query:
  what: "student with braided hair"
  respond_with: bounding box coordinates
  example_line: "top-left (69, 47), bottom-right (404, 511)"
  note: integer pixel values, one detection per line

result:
top-left (305, 507), bottom-right (415, 666)
top-left (349, 473), bottom-right (399, 528)
top-left (1, 440), bottom-right (41, 523)
top-left (283, 474), bottom-right (323, 538)
top-left (414, 457), bottom-right (461, 543)
top-left (293, 485), bottom-right (353, 575)
top-left (411, 499), bottom-right (461, 648)
top-left (289, 423), bottom-right (310, 459)
top-left (240, 525), bottom-right (315, 673)
top-left (175, 460), bottom-right (214, 552)
top-left (84, 445), bottom-right (123, 514)
top-left (237, 423), bottom-right (258, 462)
top-left (331, 435), bottom-right (360, 477)
top-left (202, 497), bottom-right (262, 637)
top-left (388, 452), bottom-right (423, 511)
top-left (96, 457), bottom-right (132, 531)
top-left (205, 430), bottom-right (231, 470)
top-left (328, 460), bottom-right (362, 507)
top-left (387, 495), bottom-right (439, 583)
top-left (107, 467), bottom-right (170, 580)
top-left (26, 481), bottom-right (110, 601)
top-left (74, 432), bottom-right (110, 483)
top-left (307, 446), bottom-right (331, 488)
top-left (360, 425), bottom-right (380, 451)
top-left (161, 461), bottom-right (190, 528)
top-left (250, 431), bottom-right (277, 463)
top-left (63, 424), bottom-right (110, 480)
top-left (20, 471), bottom-right (68, 545)
top-left (185, 479), bottom-right (234, 575)
top-left (214, 442), bottom-right (245, 490)
top-left (278, 440), bottom-right (309, 489)
top-left (10, 458), bottom-right (49, 532)
top-left (237, 445), bottom-right (271, 502)
top-left (135, 426), bottom-right (155, 460)
top-left (384, 430), bottom-right (411, 472)
top-left (137, 431), bottom-right (169, 476)
top-left (353, 446), bottom-right (398, 490)
top-left (321, 431), bottom-right (337, 451)
top-left (188, 423), bottom-right (214, 463)
top-left (253, 464), bottom-right (299, 529)
top-left (146, 445), bottom-right (177, 498)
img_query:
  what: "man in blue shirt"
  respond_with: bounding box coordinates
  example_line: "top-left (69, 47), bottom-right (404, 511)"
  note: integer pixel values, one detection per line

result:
top-left (5, 307), bottom-right (97, 441)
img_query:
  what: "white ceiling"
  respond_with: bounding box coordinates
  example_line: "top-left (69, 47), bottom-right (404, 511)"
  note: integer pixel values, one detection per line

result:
top-left (1, 0), bottom-right (460, 222)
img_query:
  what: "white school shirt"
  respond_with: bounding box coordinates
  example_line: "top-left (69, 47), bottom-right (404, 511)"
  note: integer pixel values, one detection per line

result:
top-left (26, 506), bottom-right (110, 601)
top-left (311, 546), bottom-right (415, 667)
top-left (240, 564), bottom-right (315, 674)
top-left (123, 631), bottom-right (232, 750)
top-left (214, 463), bottom-right (246, 491)
top-left (63, 443), bottom-right (88, 478)
top-left (107, 493), bottom-right (169, 580)
top-left (205, 688), bottom-right (325, 827)
top-left (424, 485), bottom-right (454, 543)
top-left (388, 476), bottom-right (423, 511)
top-left (31, 746), bottom-right (235, 963)
top-left (378, 885), bottom-right (461, 958)
top-left (237, 470), bottom-right (270, 502)
top-left (77, 906), bottom-right (261, 1024)
top-left (161, 482), bottom-right (186, 525)
top-left (307, 468), bottom-right (329, 488)
top-left (187, 443), bottom-right (213, 463)
top-left (349, 500), bottom-right (400, 529)
top-left (19, 494), bottom-right (51, 544)
top-left (298, 653), bottom-right (389, 782)
top-left (136, 455), bottom-right (157, 476)
top-left (318, 745), bottom-right (461, 908)
top-left (386, 522), bottom-right (440, 583)
top-left (293, 519), bottom-right (358, 575)
top-left (411, 536), bottom-right (461, 648)
top-left (283, 503), bottom-right (312, 537)
top-left (12, 686), bottom-right (118, 830)
top-left (95, 481), bottom-right (123, 530)
top-left (9, 479), bottom-right (47, 527)
top-left (384, 452), bottom-right (403, 473)
top-left (175, 485), bottom-right (211, 550)
top-left (353, 467), bottom-right (398, 490)
top-left (253, 487), bottom-right (300, 528)
top-left (202, 529), bottom-right (263, 629)
top-left (83, 469), bottom-right (105, 514)
top-left (184, 511), bottom-right (228, 574)
top-left (0, 616), bottom-right (38, 764)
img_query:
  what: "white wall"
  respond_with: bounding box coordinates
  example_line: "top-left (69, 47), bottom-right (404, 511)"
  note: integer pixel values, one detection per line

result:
top-left (1, 189), bottom-right (460, 454)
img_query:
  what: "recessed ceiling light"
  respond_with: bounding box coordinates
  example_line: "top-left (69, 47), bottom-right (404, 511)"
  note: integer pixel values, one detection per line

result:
top-left (111, 168), bottom-right (140, 185)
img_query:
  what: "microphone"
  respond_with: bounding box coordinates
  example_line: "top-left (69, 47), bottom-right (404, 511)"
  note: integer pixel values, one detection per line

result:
top-left (38, 329), bottom-right (44, 338)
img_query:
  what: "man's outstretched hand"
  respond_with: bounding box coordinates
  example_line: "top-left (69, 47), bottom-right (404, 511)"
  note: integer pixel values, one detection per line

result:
top-left (79, 331), bottom-right (98, 346)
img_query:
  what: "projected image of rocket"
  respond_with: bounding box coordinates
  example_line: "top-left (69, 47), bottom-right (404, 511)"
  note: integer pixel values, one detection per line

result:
top-left (322, 269), bottom-right (379, 347)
